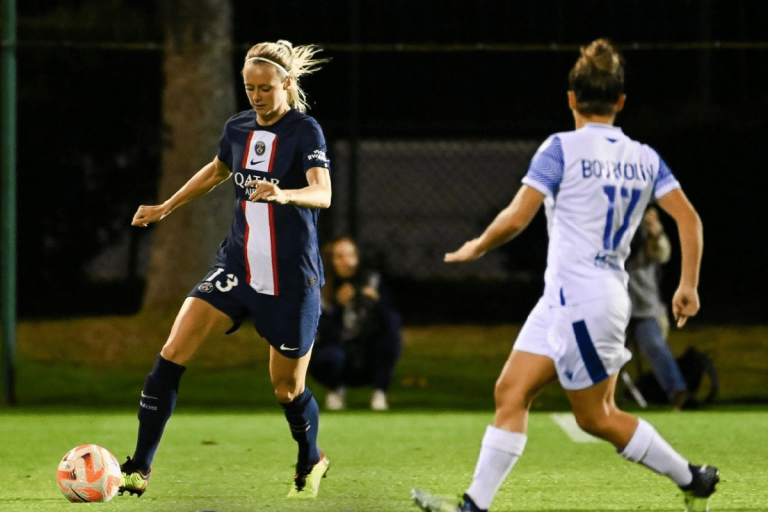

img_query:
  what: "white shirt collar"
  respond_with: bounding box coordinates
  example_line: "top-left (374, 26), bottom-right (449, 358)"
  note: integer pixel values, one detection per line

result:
top-left (583, 122), bottom-right (623, 133)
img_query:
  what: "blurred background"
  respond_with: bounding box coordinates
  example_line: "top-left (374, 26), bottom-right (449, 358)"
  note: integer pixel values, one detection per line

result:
top-left (2, 0), bottom-right (767, 407)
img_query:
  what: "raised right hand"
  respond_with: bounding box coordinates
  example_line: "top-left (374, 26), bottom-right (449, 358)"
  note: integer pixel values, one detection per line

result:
top-left (131, 204), bottom-right (170, 227)
top-left (336, 283), bottom-right (356, 306)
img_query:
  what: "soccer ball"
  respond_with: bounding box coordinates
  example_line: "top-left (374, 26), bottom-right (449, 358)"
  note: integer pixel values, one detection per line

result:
top-left (56, 444), bottom-right (122, 502)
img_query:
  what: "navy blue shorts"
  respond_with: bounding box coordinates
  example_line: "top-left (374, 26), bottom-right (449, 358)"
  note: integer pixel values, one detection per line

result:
top-left (188, 265), bottom-right (321, 359)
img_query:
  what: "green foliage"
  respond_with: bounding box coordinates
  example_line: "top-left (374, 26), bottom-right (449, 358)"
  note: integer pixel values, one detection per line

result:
top-left (0, 410), bottom-right (765, 511)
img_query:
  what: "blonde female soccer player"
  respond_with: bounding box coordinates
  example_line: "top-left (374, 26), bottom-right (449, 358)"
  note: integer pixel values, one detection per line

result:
top-left (121, 40), bottom-right (332, 499)
top-left (413, 39), bottom-right (718, 512)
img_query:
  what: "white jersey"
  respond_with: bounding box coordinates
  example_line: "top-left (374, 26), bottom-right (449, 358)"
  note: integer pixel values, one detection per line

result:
top-left (522, 123), bottom-right (680, 307)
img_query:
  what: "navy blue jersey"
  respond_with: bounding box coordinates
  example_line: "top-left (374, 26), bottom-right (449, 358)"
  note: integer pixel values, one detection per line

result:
top-left (216, 109), bottom-right (331, 296)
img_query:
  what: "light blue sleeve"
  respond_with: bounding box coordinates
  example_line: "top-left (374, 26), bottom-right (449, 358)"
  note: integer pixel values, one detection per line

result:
top-left (521, 135), bottom-right (564, 196)
top-left (653, 152), bottom-right (681, 199)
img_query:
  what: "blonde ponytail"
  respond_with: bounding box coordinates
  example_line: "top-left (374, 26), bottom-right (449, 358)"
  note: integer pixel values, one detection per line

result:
top-left (242, 40), bottom-right (329, 112)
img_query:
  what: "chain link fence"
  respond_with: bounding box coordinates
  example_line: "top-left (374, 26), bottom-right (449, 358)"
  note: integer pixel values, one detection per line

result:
top-left (329, 139), bottom-right (540, 282)
top-left (8, 0), bottom-right (768, 323)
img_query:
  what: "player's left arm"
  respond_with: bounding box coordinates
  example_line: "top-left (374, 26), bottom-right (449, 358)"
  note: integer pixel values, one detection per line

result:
top-left (656, 188), bottom-right (703, 327)
top-left (445, 185), bottom-right (545, 263)
top-left (246, 166), bottom-right (331, 208)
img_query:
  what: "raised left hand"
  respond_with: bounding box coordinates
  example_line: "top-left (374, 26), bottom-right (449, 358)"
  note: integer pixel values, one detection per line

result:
top-left (671, 284), bottom-right (700, 328)
top-left (444, 238), bottom-right (486, 263)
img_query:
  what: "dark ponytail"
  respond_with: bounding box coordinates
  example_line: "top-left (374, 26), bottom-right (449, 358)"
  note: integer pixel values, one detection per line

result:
top-left (568, 38), bottom-right (625, 116)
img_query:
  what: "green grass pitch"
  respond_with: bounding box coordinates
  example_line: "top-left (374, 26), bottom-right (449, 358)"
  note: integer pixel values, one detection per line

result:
top-left (0, 408), bottom-right (765, 511)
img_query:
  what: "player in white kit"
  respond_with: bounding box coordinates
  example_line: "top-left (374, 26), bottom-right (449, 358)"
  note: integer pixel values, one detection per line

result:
top-left (413, 39), bottom-right (718, 512)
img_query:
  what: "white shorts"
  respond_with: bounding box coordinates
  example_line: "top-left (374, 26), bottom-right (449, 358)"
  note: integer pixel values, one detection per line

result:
top-left (513, 294), bottom-right (632, 390)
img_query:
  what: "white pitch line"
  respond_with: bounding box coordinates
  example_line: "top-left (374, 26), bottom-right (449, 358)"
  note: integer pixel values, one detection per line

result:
top-left (550, 413), bottom-right (600, 443)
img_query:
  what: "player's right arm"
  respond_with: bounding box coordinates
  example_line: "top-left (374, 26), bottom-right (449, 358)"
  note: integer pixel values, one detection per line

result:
top-left (445, 185), bottom-right (544, 263)
top-left (132, 157), bottom-right (232, 227)
top-left (656, 188), bottom-right (703, 328)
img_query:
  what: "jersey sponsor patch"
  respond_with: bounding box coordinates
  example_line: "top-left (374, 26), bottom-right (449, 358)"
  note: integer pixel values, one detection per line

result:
top-left (306, 149), bottom-right (329, 167)
top-left (593, 251), bottom-right (621, 270)
top-left (197, 282), bottom-right (214, 293)
top-left (242, 131), bottom-right (278, 172)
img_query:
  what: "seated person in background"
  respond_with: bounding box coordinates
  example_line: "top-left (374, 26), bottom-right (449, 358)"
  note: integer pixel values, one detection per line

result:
top-left (309, 236), bottom-right (403, 411)
top-left (626, 206), bottom-right (690, 410)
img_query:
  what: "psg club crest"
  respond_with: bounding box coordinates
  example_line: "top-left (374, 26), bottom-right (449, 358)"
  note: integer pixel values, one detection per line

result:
top-left (243, 131), bottom-right (276, 171)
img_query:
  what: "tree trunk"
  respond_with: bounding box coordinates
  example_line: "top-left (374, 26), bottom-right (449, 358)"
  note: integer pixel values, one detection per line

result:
top-left (141, 0), bottom-right (236, 312)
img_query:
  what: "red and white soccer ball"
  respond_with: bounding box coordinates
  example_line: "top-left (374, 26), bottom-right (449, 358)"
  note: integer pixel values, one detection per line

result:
top-left (56, 444), bottom-right (122, 502)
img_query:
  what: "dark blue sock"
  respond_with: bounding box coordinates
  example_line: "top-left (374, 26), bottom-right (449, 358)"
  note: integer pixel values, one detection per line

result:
top-left (132, 354), bottom-right (186, 473)
top-left (279, 388), bottom-right (321, 468)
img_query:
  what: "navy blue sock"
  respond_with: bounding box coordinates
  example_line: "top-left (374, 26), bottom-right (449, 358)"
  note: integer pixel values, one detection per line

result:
top-left (132, 354), bottom-right (186, 473)
top-left (279, 388), bottom-right (321, 468)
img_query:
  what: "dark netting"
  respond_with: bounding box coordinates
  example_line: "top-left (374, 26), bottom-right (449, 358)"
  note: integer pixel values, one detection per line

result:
top-left (330, 140), bottom-right (540, 281)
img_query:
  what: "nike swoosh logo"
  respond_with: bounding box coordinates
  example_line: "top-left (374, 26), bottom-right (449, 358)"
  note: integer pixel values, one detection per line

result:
top-left (279, 344), bottom-right (300, 351)
top-left (250, 159), bottom-right (264, 165)
top-left (141, 392), bottom-right (159, 400)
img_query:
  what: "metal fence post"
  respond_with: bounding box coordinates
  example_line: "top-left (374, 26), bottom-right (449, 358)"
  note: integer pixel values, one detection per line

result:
top-left (1, 0), bottom-right (18, 406)
top-left (348, 0), bottom-right (360, 239)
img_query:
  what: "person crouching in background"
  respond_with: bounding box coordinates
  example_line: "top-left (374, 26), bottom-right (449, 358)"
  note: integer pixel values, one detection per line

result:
top-left (310, 237), bottom-right (403, 411)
